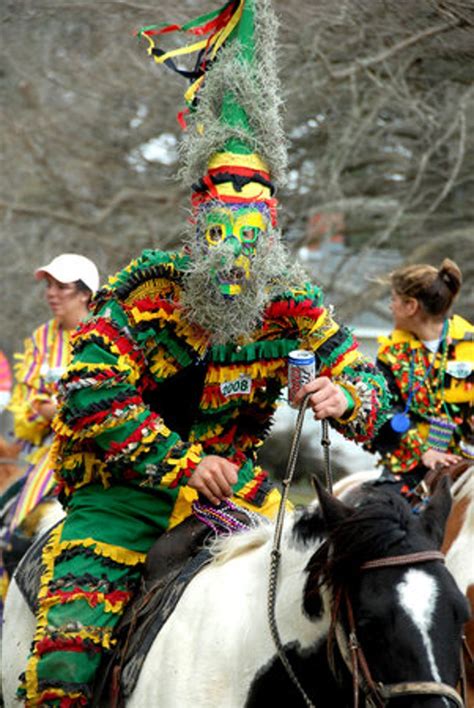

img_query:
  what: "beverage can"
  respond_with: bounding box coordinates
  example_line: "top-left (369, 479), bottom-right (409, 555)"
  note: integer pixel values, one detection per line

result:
top-left (288, 350), bottom-right (316, 408)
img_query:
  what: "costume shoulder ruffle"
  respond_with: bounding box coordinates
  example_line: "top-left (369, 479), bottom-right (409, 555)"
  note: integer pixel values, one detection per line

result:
top-left (95, 250), bottom-right (189, 307)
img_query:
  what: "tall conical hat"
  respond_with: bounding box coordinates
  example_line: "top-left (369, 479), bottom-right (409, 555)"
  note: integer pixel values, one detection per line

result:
top-left (139, 0), bottom-right (287, 227)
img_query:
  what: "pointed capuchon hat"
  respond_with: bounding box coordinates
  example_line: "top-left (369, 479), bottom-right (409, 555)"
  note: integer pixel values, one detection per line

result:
top-left (138, 0), bottom-right (287, 227)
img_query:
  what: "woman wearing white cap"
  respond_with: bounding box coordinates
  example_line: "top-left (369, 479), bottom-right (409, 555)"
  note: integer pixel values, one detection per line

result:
top-left (1, 253), bottom-right (99, 594)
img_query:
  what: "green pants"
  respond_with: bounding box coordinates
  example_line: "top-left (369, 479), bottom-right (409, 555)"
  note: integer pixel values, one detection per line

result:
top-left (22, 483), bottom-right (177, 707)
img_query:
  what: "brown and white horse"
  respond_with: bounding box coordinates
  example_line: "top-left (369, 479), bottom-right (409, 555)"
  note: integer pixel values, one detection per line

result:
top-left (442, 469), bottom-right (474, 705)
top-left (334, 464), bottom-right (474, 706)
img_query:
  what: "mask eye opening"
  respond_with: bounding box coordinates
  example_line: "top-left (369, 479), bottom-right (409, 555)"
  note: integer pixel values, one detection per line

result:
top-left (206, 224), bottom-right (225, 245)
top-left (240, 227), bottom-right (260, 244)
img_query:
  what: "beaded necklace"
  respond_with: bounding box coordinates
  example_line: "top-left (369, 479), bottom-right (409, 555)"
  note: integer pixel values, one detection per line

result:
top-left (422, 326), bottom-right (458, 451)
top-left (390, 319), bottom-right (448, 434)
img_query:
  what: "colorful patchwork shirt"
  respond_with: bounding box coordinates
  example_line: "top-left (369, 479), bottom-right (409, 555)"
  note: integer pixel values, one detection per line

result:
top-left (52, 249), bottom-right (391, 510)
top-left (370, 315), bottom-right (474, 473)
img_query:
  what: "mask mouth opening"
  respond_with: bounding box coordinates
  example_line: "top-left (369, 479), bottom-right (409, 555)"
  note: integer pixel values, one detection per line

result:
top-left (215, 266), bottom-right (247, 286)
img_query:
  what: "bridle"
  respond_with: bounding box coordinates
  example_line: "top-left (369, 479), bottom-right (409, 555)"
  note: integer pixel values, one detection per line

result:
top-left (269, 542), bottom-right (466, 707)
top-left (267, 393), bottom-right (466, 707)
top-left (331, 550), bottom-right (466, 708)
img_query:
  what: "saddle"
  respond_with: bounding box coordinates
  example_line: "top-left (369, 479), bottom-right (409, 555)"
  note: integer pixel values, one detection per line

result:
top-left (93, 503), bottom-right (257, 706)
top-left (92, 514), bottom-right (213, 707)
top-left (412, 460), bottom-right (471, 501)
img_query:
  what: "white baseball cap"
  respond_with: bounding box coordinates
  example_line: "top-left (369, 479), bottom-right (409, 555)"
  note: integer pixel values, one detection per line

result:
top-left (35, 253), bottom-right (100, 295)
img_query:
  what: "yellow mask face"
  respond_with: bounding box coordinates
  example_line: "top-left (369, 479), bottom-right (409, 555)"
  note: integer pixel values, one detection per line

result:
top-left (204, 207), bottom-right (267, 253)
top-left (200, 204), bottom-right (270, 297)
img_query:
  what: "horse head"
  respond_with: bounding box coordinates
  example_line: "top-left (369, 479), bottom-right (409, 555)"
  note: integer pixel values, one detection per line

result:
top-left (294, 476), bottom-right (469, 707)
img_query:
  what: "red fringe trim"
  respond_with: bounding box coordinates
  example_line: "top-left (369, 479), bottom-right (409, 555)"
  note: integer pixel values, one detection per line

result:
top-left (105, 413), bottom-right (159, 459)
top-left (191, 193), bottom-right (279, 227)
top-left (208, 165), bottom-right (271, 181)
top-left (265, 299), bottom-right (324, 321)
top-left (35, 635), bottom-right (102, 657)
top-left (74, 395), bottom-right (143, 430)
top-left (241, 470), bottom-right (268, 502)
top-left (45, 588), bottom-right (132, 609)
top-left (78, 319), bottom-right (145, 367)
top-left (132, 296), bottom-right (176, 315)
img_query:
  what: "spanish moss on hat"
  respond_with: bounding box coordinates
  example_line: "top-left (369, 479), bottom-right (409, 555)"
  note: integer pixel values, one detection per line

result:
top-left (138, 0), bottom-right (287, 220)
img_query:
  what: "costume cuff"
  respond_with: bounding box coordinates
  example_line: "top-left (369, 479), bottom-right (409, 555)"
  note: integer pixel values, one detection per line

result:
top-left (332, 380), bottom-right (360, 424)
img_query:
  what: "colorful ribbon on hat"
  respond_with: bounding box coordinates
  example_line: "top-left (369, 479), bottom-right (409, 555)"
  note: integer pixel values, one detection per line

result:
top-left (138, 0), bottom-right (244, 120)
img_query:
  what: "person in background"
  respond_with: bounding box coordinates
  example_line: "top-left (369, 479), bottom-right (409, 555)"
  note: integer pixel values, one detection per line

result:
top-left (19, 3), bottom-right (391, 705)
top-left (0, 254), bottom-right (99, 600)
top-left (0, 350), bottom-right (13, 415)
top-left (368, 258), bottom-right (473, 495)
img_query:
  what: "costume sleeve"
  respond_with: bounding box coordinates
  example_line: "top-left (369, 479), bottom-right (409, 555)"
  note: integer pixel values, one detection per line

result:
top-left (283, 284), bottom-right (392, 443)
top-left (53, 298), bottom-right (204, 494)
top-left (9, 331), bottom-right (53, 446)
top-left (364, 342), bottom-right (429, 469)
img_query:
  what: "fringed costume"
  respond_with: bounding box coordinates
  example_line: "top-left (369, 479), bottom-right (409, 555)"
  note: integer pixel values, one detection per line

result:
top-left (369, 314), bottom-right (473, 483)
top-left (21, 1), bottom-right (390, 705)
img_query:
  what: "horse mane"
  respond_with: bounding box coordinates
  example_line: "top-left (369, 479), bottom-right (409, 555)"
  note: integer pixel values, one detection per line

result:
top-left (209, 518), bottom-right (275, 565)
top-left (305, 487), bottom-right (430, 593)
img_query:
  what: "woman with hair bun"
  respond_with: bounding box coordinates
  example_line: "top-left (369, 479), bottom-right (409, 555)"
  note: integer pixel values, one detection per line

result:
top-left (369, 258), bottom-right (473, 492)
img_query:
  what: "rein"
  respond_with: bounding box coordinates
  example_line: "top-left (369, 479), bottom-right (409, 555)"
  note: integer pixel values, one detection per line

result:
top-left (267, 395), bottom-right (465, 707)
top-left (268, 393), bottom-right (324, 707)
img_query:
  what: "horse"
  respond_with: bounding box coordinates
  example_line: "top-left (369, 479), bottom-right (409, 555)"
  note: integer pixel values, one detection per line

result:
top-left (334, 464), bottom-right (474, 707)
top-left (442, 468), bottom-right (474, 705)
top-left (2, 476), bottom-right (469, 707)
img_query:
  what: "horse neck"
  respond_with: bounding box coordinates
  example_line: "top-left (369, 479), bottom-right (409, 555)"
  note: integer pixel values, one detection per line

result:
top-left (442, 467), bottom-right (474, 555)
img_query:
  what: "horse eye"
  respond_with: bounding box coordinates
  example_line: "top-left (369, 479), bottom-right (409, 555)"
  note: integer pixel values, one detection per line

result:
top-left (357, 614), bottom-right (377, 630)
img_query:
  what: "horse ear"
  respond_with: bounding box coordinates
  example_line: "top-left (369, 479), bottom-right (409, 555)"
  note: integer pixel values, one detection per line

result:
top-left (420, 476), bottom-right (452, 547)
top-left (311, 475), bottom-right (351, 529)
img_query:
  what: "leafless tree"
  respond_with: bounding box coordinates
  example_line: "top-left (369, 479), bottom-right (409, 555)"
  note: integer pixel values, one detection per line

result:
top-left (1, 0), bottom-right (473, 360)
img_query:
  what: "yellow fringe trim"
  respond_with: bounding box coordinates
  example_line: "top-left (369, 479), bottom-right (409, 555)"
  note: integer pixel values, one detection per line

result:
top-left (107, 257), bottom-right (144, 288)
top-left (331, 349), bottom-right (362, 377)
top-left (26, 523), bottom-right (64, 700)
top-left (172, 318), bottom-right (209, 359)
top-left (125, 277), bottom-right (180, 307)
top-left (130, 305), bottom-right (177, 324)
top-left (234, 474), bottom-right (262, 503)
top-left (234, 487), bottom-right (291, 519)
top-left (332, 379), bottom-right (362, 424)
top-left (302, 318), bottom-right (339, 351)
top-left (205, 360), bottom-right (284, 384)
top-left (208, 151), bottom-right (269, 173)
top-left (67, 358), bottom-right (141, 386)
top-left (58, 537), bottom-right (146, 567)
top-left (214, 182), bottom-right (272, 200)
top-left (0, 572), bottom-right (10, 602)
top-left (159, 445), bottom-right (204, 487)
top-left (73, 626), bottom-right (115, 650)
top-left (40, 592), bottom-right (130, 616)
top-left (32, 688), bottom-right (84, 706)
top-left (149, 352), bottom-right (179, 379)
top-left (53, 404), bottom-right (149, 442)
top-left (189, 423), bottom-right (224, 443)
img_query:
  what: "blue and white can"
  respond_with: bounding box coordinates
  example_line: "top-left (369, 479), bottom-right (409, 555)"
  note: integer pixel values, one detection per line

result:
top-left (288, 350), bottom-right (316, 408)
